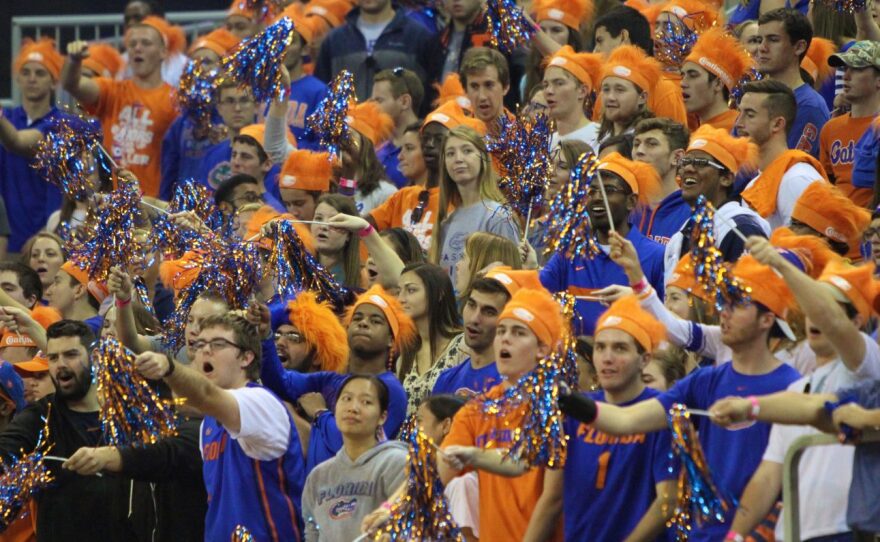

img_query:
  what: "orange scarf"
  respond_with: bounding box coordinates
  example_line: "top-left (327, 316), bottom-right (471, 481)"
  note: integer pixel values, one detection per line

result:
top-left (741, 150), bottom-right (827, 218)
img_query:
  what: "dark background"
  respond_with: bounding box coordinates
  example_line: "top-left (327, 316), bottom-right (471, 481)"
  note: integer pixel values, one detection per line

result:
top-left (1, 0), bottom-right (226, 98)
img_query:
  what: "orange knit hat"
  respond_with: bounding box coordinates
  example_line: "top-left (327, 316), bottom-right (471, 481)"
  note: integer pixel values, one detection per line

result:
top-left (485, 266), bottom-right (544, 297)
top-left (238, 123), bottom-right (296, 151)
top-left (818, 260), bottom-right (879, 322)
top-left (597, 151), bottom-right (662, 204)
top-left (791, 181), bottom-right (871, 247)
top-left (666, 254), bottom-right (712, 303)
top-left (731, 255), bottom-right (796, 321)
top-left (596, 295), bottom-right (667, 353)
top-left (545, 46), bottom-right (604, 89)
top-left (81, 43), bottom-right (124, 79)
top-left (433, 73), bottom-right (471, 108)
top-left (346, 101), bottom-right (394, 147)
top-left (305, 0), bottom-right (354, 28)
top-left (650, 0), bottom-right (720, 31)
top-left (422, 100), bottom-right (487, 135)
top-left (60, 262), bottom-right (110, 303)
top-left (279, 149), bottom-right (334, 192)
top-left (189, 27), bottom-right (241, 57)
top-left (601, 45), bottom-right (663, 95)
top-left (533, 0), bottom-right (594, 30)
top-left (802, 37), bottom-right (837, 87)
top-left (498, 287), bottom-right (564, 347)
top-left (277, 3), bottom-right (318, 44)
top-left (286, 292), bottom-right (349, 372)
top-left (684, 27), bottom-right (754, 91)
top-left (14, 38), bottom-right (63, 81)
top-left (770, 227), bottom-right (838, 279)
top-left (244, 205), bottom-right (316, 253)
top-left (686, 124), bottom-right (759, 175)
top-left (345, 285), bottom-right (418, 356)
top-left (133, 16), bottom-right (186, 54)
top-left (159, 251), bottom-right (203, 294)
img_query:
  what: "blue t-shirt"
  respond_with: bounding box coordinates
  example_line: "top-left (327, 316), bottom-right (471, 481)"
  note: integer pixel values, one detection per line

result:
top-left (198, 140), bottom-right (233, 190)
top-left (376, 141), bottom-right (409, 188)
top-left (631, 190), bottom-right (692, 246)
top-left (728, 0), bottom-right (809, 26)
top-left (287, 75), bottom-right (328, 148)
top-left (258, 339), bottom-right (407, 473)
top-left (0, 106), bottom-right (64, 251)
top-left (431, 358), bottom-right (500, 397)
top-left (789, 84), bottom-right (830, 159)
top-left (835, 380), bottom-right (880, 532)
top-left (159, 114), bottom-right (221, 200)
top-left (851, 122), bottom-right (879, 189)
top-left (657, 362), bottom-right (801, 541)
top-left (564, 387), bottom-right (674, 541)
top-left (540, 226), bottom-right (666, 335)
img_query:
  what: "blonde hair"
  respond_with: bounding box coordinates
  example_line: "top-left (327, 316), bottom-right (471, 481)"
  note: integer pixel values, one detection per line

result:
top-left (459, 232), bottom-right (522, 301)
top-left (429, 126), bottom-right (505, 262)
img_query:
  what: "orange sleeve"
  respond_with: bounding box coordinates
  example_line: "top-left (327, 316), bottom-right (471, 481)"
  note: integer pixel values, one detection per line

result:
top-left (85, 77), bottom-right (117, 117)
top-left (369, 189), bottom-right (404, 230)
top-left (441, 404), bottom-right (478, 448)
top-left (819, 120), bottom-right (834, 179)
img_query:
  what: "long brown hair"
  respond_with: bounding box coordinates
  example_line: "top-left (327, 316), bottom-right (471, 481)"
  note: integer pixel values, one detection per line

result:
top-left (316, 193), bottom-right (362, 288)
top-left (429, 126), bottom-right (505, 262)
top-left (343, 131), bottom-right (386, 197)
top-left (458, 232), bottom-right (522, 302)
top-left (598, 80), bottom-right (654, 141)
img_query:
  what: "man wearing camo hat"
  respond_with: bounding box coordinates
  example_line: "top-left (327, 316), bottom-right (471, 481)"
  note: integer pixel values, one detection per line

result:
top-left (820, 40), bottom-right (880, 207)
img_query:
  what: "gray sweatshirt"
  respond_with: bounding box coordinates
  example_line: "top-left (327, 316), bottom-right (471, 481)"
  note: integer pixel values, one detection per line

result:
top-left (302, 440), bottom-right (409, 541)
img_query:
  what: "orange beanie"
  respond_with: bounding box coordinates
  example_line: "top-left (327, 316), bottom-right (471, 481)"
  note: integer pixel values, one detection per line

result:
top-left (345, 285), bottom-right (418, 356)
top-left (60, 262), bottom-right (110, 303)
top-left (189, 27), bottom-right (241, 57)
top-left (134, 16), bottom-right (186, 54)
top-left (818, 260), bottom-right (879, 322)
top-left (14, 38), bottom-right (64, 81)
top-left (597, 152), bottom-right (662, 205)
top-left (545, 46), bottom-right (604, 90)
top-left (595, 295), bottom-right (667, 353)
top-left (601, 45), bottom-right (663, 95)
top-left (422, 100), bottom-right (487, 135)
top-left (533, 0), bottom-right (594, 30)
top-left (686, 124), bottom-right (759, 175)
top-left (244, 205), bottom-right (316, 254)
top-left (802, 37), bottom-right (837, 87)
top-left (666, 254), bottom-right (713, 304)
top-left (159, 251), bottom-right (204, 294)
top-left (684, 27), bottom-right (755, 91)
top-left (770, 227), bottom-right (838, 280)
top-left (485, 266), bottom-right (544, 297)
top-left (791, 182), bottom-right (871, 247)
top-left (731, 255), bottom-right (795, 320)
top-left (433, 73), bottom-right (471, 108)
top-left (279, 150), bottom-right (334, 192)
top-left (498, 287), bottom-right (564, 347)
top-left (346, 101), bottom-right (394, 147)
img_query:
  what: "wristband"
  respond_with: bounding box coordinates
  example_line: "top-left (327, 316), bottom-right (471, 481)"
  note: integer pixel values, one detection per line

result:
top-left (747, 396), bottom-right (760, 421)
top-left (115, 296), bottom-right (131, 308)
top-left (380, 501), bottom-right (393, 512)
top-left (358, 224), bottom-right (375, 238)
top-left (725, 531), bottom-right (744, 542)
top-left (338, 177), bottom-right (358, 197)
top-left (162, 356), bottom-right (176, 379)
top-left (631, 277), bottom-right (649, 294)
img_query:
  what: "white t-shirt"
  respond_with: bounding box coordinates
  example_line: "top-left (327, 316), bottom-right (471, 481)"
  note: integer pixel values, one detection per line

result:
top-left (445, 471), bottom-right (479, 537)
top-left (356, 181), bottom-right (398, 216)
top-left (744, 163), bottom-right (823, 230)
top-left (550, 122), bottom-right (600, 154)
top-left (200, 386), bottom-right (292, 461)
top-left (762, 333), bottom-right (880, 540)
top-left (356, 19), bottom-right (390, 55)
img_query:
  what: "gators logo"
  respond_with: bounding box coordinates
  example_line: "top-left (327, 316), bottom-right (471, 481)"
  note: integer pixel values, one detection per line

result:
top-left (329, 498), bottom-right (358, 520)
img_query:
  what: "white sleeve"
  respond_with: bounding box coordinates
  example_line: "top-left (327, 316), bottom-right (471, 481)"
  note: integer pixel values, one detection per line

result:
top-left (444, 472), bottom-right (480, 537)
top-left (639, 287), bottom-right (725, 359)
top-left (264, 113), bottom-right (295, 164)
top-left (227, 387), bottom-right (292, 461)
top-left (762, 423), bottom-right (789, 465)
top-left (778, 166), bottom-right (822, 226)
top-left (854, 334), bottom-right (880, 381)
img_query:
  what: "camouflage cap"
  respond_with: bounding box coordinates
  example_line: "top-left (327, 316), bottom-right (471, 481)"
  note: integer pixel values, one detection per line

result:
top-left (828, 40), bottom-right (880, 70)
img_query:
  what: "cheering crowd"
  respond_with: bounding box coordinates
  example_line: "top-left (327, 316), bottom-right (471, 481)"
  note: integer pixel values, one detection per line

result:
top-left (1, 0), bottom-right (880, 540)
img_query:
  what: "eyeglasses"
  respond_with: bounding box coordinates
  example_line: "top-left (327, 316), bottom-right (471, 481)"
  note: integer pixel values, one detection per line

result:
top-left (219, 96), bottom-right (255, 107)
top-left (410, 190), bottom-right (430, 224)
top-left (586, 185), bottom-right (628, 198)
top-left (677, 157), bottom-right (726, 171)
top-left (232, 192), bottom-right (262, 205)
top-left (274, 331), bottom-right (305, 344)
top-left (191, 337), bottom-right (244, 353)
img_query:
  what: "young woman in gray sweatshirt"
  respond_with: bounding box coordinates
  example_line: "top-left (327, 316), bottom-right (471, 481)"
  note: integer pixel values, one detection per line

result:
top-left (301, 375), bottom-right (408, 541)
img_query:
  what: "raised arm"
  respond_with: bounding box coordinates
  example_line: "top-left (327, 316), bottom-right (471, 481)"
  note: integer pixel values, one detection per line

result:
top-left (747, 236), bottom-right (865, 372)
top-left (328, 213), bottom-right (405, 290)
top-left (107, 266), bottom-right (153, 353)
top-left (136, 351), bottom-right (242, 432)
top-left (0, 113), bottom-right (41, 157)
top-left (264, 65), bottom-right (295, 164)
top-left (61, 41), bottom-right (100, 107)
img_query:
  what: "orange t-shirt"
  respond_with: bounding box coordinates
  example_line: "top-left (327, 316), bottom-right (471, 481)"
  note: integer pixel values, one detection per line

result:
top-left (368, 186), bottom-right (440, 252)
top-left (442, 384), bottom-right (563, 542)
top-left (819, 113), bottom-right (875, 208)
top-left (87, 78), bottom-right (179, 197)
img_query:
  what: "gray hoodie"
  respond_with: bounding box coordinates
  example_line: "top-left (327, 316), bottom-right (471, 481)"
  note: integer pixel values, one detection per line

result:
top-left (302, 440), bottom-right (409, 541)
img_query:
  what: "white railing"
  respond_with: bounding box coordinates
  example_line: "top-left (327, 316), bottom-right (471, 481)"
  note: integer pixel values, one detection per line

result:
top-left (3, 10), bottom-right (227, 107)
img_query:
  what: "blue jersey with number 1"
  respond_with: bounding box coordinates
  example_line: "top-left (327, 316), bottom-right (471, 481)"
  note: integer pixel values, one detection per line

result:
top-left (563, 387), bottom-right (674, 541)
